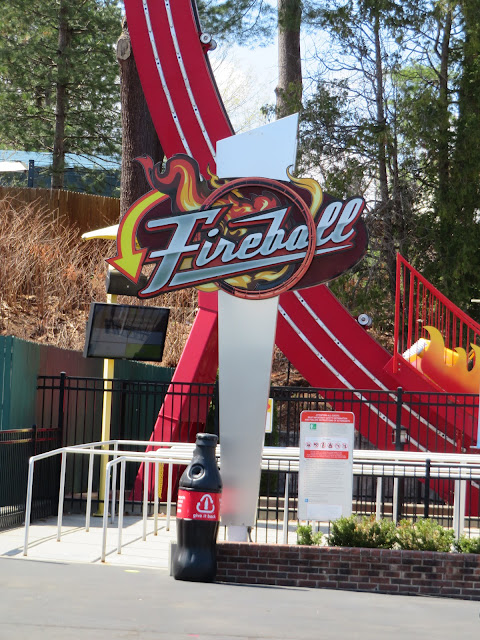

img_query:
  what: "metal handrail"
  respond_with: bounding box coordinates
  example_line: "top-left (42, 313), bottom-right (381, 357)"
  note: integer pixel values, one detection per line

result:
top-left (23, 439), bottom-right (480, 556)
top-left (23, 441), bottom-right (200, 555)
top-left (100, 454), bottom-right (194, 562)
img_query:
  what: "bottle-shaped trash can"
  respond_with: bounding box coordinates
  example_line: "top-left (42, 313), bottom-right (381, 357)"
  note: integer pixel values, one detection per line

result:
top-left (173, 433), bottom-right (222, 582)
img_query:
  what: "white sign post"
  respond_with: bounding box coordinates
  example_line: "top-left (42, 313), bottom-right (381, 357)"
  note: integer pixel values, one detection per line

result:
top-left (298, 411), bottom-right (355, 522)
top-left (216, 115), bottom-right (299, 541)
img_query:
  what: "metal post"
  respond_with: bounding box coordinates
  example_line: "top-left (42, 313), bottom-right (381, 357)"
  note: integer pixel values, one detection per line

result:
top-left (101, 461), bottom-right (113, 562)
top-left (110, 442), bottom-right (119, 524)
top-left (282, 472), bottom-right (290, 544)
top-left (424, 458), bottom-right (431, 518)
top-left (97, 358), bottom-right (114, 516)
top-left (393, 478), bottom-right (399, 525)
top-left (97, 294), bottom-right (117, 516)
top-left (117, 459), bottom-right (126, 554)
top-left (56, 450), bottom-right (67, 542)
top-left (166, 462), bottom-right (173, 531)
top-left (23, 459), bottom-right (35, 556)
top-left (375, 476), bottom-right (383, 521)
top-left (85, 451), bottom-right (94, 532)
top-left (154, 461), bottom-right (159, 536)
top-left (453, 478), bottom-right (466, 539)
top-left (142, 461), bottom-right (149, 541)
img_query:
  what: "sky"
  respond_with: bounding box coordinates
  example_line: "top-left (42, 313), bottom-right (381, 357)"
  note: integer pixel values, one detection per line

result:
top-left (209, 29), bottom-right (324, 133)
top-left (210, 41), bottom-right (279, 132)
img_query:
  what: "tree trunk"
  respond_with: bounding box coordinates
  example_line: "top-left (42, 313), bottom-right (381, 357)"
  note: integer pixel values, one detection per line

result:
top-left (52, 0), bottom-right (70, 190)
top-left (117, 23), bottom-right (164, 219)
top-left (276, 0), bottom-right (302, 118)
top-left (373, 13), bottom-right (396, 297)
top-left (374, 14), bottom-right (388, 206)
top-left (437, 9), bottom-right (452, 210)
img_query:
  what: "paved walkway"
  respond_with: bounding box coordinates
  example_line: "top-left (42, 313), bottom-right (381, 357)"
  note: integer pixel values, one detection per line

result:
top-left (0, 513), bottom-right (177, 570)
top-left (1, 515), bottom-right (480, 639)
top-left (0, 513), bottom-right (301, 568)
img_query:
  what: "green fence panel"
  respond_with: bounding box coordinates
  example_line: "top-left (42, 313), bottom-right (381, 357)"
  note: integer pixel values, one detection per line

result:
top-left (1, 335), bottom-right (174, 432)
top-left (114, 360), bottom-right (174, 383)
top-left (10, 338), bottom-right (41, 430)
top-left (0, 337), bottom-right (13, 430)
top-left (112, 361), bottom-right (174, 441)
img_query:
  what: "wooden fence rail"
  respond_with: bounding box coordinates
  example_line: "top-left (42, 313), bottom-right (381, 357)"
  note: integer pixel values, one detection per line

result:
top-left (0, 187), bottom-right (120, 236)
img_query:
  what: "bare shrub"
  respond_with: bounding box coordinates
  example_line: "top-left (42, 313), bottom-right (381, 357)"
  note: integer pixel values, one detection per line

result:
top-left (0, 196), bottom-right (199, 363)
top-left (0, 196), bottom-right (107, 348)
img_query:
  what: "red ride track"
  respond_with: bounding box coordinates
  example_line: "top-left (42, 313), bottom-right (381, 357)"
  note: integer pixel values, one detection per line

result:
top-left (125, 1), bottom-right (477, 503)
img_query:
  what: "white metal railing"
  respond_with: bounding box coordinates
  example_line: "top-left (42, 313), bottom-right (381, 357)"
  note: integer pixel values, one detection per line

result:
top-left (100, 454), bottom-right (193, 562)
top-left (23, 440), bottom-right (480, 556)
top-left (23, 441), bottom-right (196, 556)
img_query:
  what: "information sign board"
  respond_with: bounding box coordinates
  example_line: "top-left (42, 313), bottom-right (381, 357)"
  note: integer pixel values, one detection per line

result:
top-left (298, 411), bottom-right (354, 521)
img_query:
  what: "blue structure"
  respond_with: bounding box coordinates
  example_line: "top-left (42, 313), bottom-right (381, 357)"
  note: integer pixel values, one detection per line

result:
top-left (0, 150), bottom-right (121, 197)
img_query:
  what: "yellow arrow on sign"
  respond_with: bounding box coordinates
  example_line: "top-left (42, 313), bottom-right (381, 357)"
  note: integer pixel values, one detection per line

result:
top-left (107, 190), bottom-right (166, 281)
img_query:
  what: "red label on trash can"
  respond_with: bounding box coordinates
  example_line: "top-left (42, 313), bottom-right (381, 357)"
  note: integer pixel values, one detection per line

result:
top-left (176, 490), bottom-right (221, 521)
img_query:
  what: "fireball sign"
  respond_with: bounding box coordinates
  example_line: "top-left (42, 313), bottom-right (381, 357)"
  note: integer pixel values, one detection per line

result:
top-left (108, 154), bottom-right (368, 300)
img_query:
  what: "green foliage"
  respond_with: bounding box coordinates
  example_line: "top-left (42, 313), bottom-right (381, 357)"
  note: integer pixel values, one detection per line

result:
top-left (298, 517), bottom-right (475, 554)
top-left (328, 515), bottom-right (397, 549)
top-left (453, 535), bottom-right (480, 555)
top-left (197, 1), bottom-right (276, 45)
top-left (292, 0), bottom-right (480, 321)
top-left (396, 519), bottom-right (455, 552)
top-left (0, 0), bottom-right (122, 192)
top-left (296, 524), bottom-right (323, 546)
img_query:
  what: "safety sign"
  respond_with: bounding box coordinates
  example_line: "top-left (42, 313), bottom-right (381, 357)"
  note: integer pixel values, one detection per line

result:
top-left (298, 411), bottom-right (354, 522)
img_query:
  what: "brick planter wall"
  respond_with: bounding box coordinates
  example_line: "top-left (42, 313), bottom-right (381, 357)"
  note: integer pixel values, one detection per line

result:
top-left (216, 542), bottom-right (480, 600)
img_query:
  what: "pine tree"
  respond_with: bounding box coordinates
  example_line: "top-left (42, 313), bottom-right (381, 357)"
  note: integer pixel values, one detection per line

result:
top-left (0, 0), bottom-right (122, 189)
top-left (197, 0), bottom-right (276, 44)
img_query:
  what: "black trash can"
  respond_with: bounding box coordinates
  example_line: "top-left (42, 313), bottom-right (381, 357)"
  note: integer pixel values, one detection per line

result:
top-left (172, 433), bottom-right (222, 582)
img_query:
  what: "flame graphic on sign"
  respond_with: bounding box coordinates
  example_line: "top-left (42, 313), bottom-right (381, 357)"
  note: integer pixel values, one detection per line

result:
top-left (136, 155), bottom-right (210, 212)
top-left (287, 167), bottom-right (323, 218)
top-left (415, 326), bottom-right (480, 394)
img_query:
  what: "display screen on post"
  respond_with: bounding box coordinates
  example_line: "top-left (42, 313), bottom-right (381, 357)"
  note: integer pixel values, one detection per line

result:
top-left (83, 303), bottom-right (170, 362)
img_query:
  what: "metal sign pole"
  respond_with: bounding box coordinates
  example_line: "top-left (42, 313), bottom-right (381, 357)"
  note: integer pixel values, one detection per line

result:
top-left (96, 292), bottom-right (116, 515)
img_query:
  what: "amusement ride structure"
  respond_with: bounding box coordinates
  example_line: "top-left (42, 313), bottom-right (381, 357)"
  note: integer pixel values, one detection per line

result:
top-left (115, 0), bottom-right (480, 515)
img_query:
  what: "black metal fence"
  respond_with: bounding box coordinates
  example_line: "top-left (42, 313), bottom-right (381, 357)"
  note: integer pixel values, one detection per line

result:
top-left (0, 427), bottom-right (61, 530)
top-left (37, 373), bottom-right (218, 445)
top-left (267, 386), bottom-right (478, 452)
top-left (36, 374), bottom-right (218, 512)
top-left (37, 377), bottom-right (479, 454)
top-left (25, 375), bottom-right (480, 534)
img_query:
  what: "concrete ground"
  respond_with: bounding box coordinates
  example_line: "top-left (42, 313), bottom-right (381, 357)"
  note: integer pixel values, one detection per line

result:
top-left (0, 513), bottom-right (177, 570)
top-left (0, 515), bottom-right (479, 639)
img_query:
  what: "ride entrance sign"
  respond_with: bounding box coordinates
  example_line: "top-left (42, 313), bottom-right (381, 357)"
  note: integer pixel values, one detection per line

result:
top-left (106, 114), bottom-right (367, 535)
top-left (298, 411), bottom-right (354, 521)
